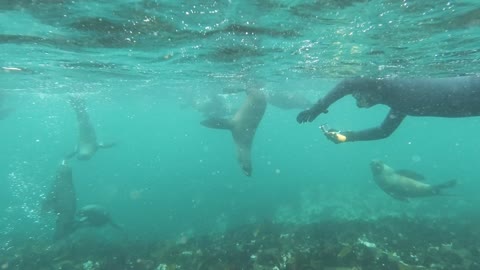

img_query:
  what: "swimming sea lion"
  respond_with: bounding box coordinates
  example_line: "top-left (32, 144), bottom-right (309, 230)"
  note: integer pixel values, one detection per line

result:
top-left (66, 96), bottom-right (115, 160)
top-left (187, 92), bottom-right (233, 118)
top-left (76, 204), bottom-right (121, 230)
top-left (370, 160), bottom-right (457, 201)
top-left (42, 160), bottom-right (77, 240)
top-left (201, 88), bottom-right (267, 176)
top-left (266, 90), bottom-right (313, 110)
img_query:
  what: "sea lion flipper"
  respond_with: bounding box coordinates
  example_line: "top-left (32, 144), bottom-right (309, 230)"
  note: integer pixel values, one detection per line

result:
top-left (98, 142), bottom-right (116, 149)
top-left (67, 95), bottom-right (86, 109)
top-left (432, 179), bottom-right (457, 194)
top-left (387, 192), bottom-right (409, 202)
top-left (201, 118), bottom-right (233, 130)
top-left (395, 170), bottom-right (425, 181)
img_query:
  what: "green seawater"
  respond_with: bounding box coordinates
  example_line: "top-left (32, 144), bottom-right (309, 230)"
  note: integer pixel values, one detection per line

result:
top-left (1, 0), bottom-right (479, 250)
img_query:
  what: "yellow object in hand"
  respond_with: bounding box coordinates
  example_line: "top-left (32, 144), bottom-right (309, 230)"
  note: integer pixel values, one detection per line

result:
top-left (335, 132), bottom-right (347, 142)
top-left (320, 125), bottom-right (347, 143)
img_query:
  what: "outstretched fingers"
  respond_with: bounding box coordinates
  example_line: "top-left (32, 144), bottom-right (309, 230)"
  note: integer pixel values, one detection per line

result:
top-left (296, 109), bottom-right (314, 123)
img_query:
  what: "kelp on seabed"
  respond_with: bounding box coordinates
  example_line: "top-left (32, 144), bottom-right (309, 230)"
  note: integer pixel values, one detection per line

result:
top-left (1, 216), bottom-right (479, 270)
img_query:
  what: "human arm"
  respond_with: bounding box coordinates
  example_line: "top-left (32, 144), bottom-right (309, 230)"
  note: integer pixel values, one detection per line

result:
top-left (324, 109), bottom-right (406, 143)
top-left (296, 79), bottom-right (354, 123)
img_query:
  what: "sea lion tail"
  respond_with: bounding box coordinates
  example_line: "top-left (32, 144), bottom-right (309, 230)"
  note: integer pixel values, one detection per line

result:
top-left (67, 95), bottom-right (89, 119)
top-left (432, 179), bottom-right (457, 194)
top-left (67, 95), bottom-right (86, 108)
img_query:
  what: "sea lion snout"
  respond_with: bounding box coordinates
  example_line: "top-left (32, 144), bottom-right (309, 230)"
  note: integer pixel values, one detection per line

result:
top-left (368, 160), bottom-right (457, 200)
top-left (370, 159), bottom-right (384, 174)
top-left (57, 162), bottom-right (73, 177)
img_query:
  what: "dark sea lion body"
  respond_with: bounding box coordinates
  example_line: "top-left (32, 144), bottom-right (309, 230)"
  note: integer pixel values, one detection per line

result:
top-left (42, 161), bottom-right (76, 240)
top-left (266, 90), bottom-right (313, 110)
top-left (76, 204), bottom-right (121, 229)
top-left (67, 96), bottom-right (115, 160)
top-left (201, 88), bottom-right (267, 176)
top-left (370, 160), bottom-right (456, 201)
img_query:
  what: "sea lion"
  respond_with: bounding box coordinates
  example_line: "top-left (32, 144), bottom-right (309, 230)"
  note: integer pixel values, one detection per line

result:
top-left (370, 160), bottom-right (457, 201)
top-left (266, 90), bottom-right (313, 110)
top-left (76, 204), bottom-right (121, 230)
top-left (42, 160), bottom-right (77, 240)
top-left (66, 96), bottom-right (115, 160)
top-left (201, 88), bottom-right (267, 176)
top-left (187, 92), bottom-right (233, 118)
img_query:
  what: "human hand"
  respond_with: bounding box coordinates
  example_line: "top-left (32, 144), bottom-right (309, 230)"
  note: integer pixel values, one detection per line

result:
top-left (297, 109), bottom-right (317, 123)
top-left (321, 126), bottom-right (348, 144)
top-left (296, 99), bottom-right (328, 124)
top-left (296, 105), bottom-right (327, 123)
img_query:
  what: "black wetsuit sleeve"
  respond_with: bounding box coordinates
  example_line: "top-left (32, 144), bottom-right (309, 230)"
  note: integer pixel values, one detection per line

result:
top-left (311, 79), bottom-right (353, 112)
top-left (345, 109), bottom-right (406, 141)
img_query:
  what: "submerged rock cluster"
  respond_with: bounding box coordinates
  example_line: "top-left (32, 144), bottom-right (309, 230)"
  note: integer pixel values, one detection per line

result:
top-left (1, 216), bottom-right (479, 270)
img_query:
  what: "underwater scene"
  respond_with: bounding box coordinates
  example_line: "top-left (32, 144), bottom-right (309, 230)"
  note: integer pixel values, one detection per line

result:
top-left (1, 0), bottom-right (480, 269)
